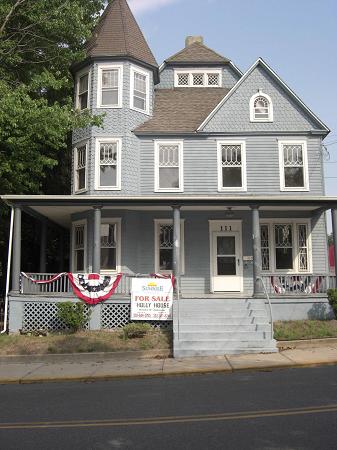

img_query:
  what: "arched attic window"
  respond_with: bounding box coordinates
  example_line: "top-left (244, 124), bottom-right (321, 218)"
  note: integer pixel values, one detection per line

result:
top-left (250, 91), bottom-right (273, 122)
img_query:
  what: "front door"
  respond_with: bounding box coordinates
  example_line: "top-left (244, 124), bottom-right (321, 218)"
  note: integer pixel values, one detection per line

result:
top-left (211, 232), bottom-right (242, 292)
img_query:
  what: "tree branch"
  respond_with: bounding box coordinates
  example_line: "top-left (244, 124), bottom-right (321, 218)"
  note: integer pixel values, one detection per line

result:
top-left (0, 0), bottom-right (26, 35)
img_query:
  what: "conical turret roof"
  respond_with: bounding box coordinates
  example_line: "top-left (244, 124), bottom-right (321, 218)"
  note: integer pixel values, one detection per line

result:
top-left (85, 0), bottom-right (157, 68)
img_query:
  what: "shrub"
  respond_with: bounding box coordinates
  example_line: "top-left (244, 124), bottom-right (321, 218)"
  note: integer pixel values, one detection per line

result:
top-left (122, 323), bottom-right (152, 339)
top-left (56, 302), bottom-right (90, 332)
top-left (327, 289), bottom-right (337, 319)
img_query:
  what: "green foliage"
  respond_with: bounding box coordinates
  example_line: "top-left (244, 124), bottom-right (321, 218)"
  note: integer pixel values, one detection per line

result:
top-left (122, 323), bottom-right (152, 340)
top-left (56, 302), bottom-right (90, 332)
top-left (274, 319), bottom-right (337, 341)
top-left (327, 289), bottom-right (337, 319)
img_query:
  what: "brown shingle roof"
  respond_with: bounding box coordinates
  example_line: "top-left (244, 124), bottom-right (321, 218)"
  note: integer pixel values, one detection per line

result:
top-left (85, 0), bottom-right (157, 67)
top-left (165, 42), bottom-right (229, 64)
top-left (134, 88), bottom-right (229, 133)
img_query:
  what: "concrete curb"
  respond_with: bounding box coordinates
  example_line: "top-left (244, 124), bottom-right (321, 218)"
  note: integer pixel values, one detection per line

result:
top-left (0, 349), bottom-right (171, 365)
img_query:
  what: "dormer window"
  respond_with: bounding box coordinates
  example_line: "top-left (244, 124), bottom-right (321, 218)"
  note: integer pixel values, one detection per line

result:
top-left (175, 69), bottom-right (221, 87)
top-left (130, 66), bottom-right (149, 114)
top-left (250, 91), bottom-right (273, 122)
top-left (97, 65), bottom-right (123, 108)
top-left (76, 72), bottom-right (89, 110)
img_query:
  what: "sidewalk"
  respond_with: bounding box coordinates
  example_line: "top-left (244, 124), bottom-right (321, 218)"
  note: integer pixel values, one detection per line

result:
top-left (1, 343), bottom-right (337, 384)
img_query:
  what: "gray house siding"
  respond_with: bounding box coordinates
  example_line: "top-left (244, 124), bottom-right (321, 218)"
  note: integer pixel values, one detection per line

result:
top-left (139, 135), bottom-right (324, 196)
top-left (202, 65), bottom-right (321, 132)
top-left (157, 65), bottom-right (240, 89)
top-left (70, 209), bottom-right (328, 296)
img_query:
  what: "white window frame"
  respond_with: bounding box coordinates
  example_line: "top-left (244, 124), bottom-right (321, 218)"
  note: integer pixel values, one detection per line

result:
top-left (130, 65), bottom-right (150, 115)
top-left (75, 68), bottom-right (90, 110)
top-left (174, 69), bottom-right (222, 87)
top-left (154, 140), bottom-right (184, 193)
top-left (217, 140), bottom-right (247, 192)
top-left (72, 220), bottom-right (87, 273)
top-left (100, 218), bottom-right (122, 274)
top-left (249, 91), bottom-right (273, 122)
top-left (154, 219), bottom-right (185, 274)
top-left (97, 64), bottom-right (123, 108)
top-left (278, 140), bottom-right (309, 192)
top-left (260, 219), bottom-right (312, 274)
top-left (95, 137), bottom-right (122, 191)
top-left (73, 141), bottom-right (88, 194)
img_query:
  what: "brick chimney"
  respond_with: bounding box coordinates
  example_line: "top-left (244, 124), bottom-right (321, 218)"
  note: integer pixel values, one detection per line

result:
top-left (185, 36), bottom-right (204, 47)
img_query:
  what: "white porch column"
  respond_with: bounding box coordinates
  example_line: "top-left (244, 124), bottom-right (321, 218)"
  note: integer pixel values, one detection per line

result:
top-left (93, 206), bottom-right (102, 274)
top-left (251, 205), bottom-right (263, 297)
top-left (39, 221), bottom-right (47, 273)
top-left (172, 205), bottom-right (181, 294)
top-left (332, 208), bottom-right (337, 288)
top-left (12, 205), bottom-right (22, 292)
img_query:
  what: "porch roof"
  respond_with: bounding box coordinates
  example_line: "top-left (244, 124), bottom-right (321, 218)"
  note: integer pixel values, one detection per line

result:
top-left (2, 194), bottom-right (337, 228)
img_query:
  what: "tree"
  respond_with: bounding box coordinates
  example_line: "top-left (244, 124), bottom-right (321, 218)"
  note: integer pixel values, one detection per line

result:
top-left (0, 0), bottom-right (105, 295)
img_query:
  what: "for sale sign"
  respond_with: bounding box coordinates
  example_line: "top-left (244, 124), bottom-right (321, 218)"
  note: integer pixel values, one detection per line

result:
top-left (131, 278), bottom-right (173, 321)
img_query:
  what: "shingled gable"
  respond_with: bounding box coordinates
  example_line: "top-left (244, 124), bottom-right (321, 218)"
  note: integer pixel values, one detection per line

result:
top-left (197, 58), bottom-right (330, 132)
top-left (165, 41), bottom-right (230, 65)
top-left (134, 87), bottom-right (229, 134)
top-left (84, 0), bottom-right (157, 68)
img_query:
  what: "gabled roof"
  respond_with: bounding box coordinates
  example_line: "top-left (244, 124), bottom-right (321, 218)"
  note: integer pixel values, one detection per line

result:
top-left (198, 58), bottom-right (330, 132)
top-left (85, 0), bottom-right (157, 68)
top-left (165, 41), bottom-right (230, 65)
top-left (134, 88), bottom-right (229, 134)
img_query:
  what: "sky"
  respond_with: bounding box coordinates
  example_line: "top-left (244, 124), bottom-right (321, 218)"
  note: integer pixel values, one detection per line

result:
top-left (128, 0), bottom-right (337, 202)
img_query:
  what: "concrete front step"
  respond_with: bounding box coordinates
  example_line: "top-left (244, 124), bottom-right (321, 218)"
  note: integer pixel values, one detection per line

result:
top-left (179, 324), bottom-right (270, 332)
top-left (178, 317), bottom-right (268, 325)
top-left (179, 310), bottom-right (268, 318)
top-left (174, 340), bottom-right (276, 351)
top-left (178, 331), bottom-right (267, 340)
top-left (174, 347), bottom-right (278, 357)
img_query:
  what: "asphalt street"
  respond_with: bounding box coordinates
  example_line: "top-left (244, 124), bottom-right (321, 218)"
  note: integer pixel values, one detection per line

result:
top-left (1, 365), bottom-right (337, 449)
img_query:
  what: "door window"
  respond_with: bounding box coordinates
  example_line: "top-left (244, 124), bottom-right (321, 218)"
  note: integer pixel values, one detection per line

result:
top-left (216, 236), bottom-right (236, 276)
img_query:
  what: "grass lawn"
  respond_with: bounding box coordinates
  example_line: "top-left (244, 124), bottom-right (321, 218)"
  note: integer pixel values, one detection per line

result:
top-left (274, 320), bottom-right (337, 341)
top-left (0, 329), bottom-right (172, 355)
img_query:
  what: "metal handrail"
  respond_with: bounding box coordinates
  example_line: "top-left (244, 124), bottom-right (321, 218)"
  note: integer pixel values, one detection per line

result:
top-left (257, 276), bottom-right (274, 341)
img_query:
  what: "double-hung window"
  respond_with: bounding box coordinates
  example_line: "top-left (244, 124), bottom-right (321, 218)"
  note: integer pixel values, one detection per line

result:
top-left (131, 66), bottom-right (149, 113)
top-left (217, 141), bottom-right (246, 191)
top-left (279, 141), bottom-right (309, 191)
top-left (154, 220), bottom-right (185, 273)
top-left (98, 65), bottom-right (122, 108)
top-left (74, 143), bottom-right (87, 193)
top-left (100, 220), bottom-right (121, 272)
top-left (260, 220), bottom-right (311, 273)
top-left (155, 141), bottom-right (183, 192)
top-left (95, 138), bottom-right (121, 190)
top-left (73, 221), bottom-right (86, 272)
top-left (77, 72), bottom-right (89, 110)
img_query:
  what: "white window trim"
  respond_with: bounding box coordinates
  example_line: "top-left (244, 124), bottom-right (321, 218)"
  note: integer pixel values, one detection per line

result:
top-left (75, 68), bottom-right (90, 110)
top-left (95, 137), bottom-right (122, 191)
top-left (73, 140), bottom-right (88, 194)
top-left (260, 218), bottom-right (312, 274)
top-left (71, 219), bottom-right (87, 273)
top-left (217, 140), bottom-right (247, 192)
top-left (278, 140), bottom-right (309, 192)
top-left (130, 65), bottom-right (150, 115)
top-left (154, 140), bottom-right (184, 193)
top-left (249, 91), bottom-right (273, 122)
top-left (100, 218), bottom-right (122, 274)
top-left (154, 219), bottom-right (185, 274)
top-left (97, 64), bottom-right (123, 109)
top-left (174, 69), bottom-right (222, 88)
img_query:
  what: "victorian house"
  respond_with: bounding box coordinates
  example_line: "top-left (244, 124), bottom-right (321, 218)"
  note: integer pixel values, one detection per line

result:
top-left (2, 0), bottom-right (337, 357)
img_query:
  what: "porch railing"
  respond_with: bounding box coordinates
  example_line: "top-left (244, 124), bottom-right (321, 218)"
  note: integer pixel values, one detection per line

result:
top-left (261, 274), bottom-right (336, 296)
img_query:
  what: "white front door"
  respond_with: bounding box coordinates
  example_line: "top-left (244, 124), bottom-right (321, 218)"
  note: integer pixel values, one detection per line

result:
top-left (211, 231), bottom-right (242, 292)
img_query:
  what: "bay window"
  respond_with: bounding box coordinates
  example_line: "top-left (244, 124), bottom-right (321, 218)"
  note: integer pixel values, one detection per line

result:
top-left (72, 222), bottom-right (86, 272)
top-left (155, 220), bottom-right (185, 273)
top-left (98, 65), bottom-right (122, 108)
top-left (77, 72), bottom-right (89, 110)
top-left (74, 143), bottom-right (87, 193)
top-left (95, 138), bottom-right (121, 190)
top-left (131, 66), bottom-right (149, 113)
top-left (100, 221), bottom-right (121, 272)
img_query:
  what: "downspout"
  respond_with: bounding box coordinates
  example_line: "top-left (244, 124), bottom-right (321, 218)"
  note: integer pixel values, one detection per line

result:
top-left (1, 207), bottom-right (14, 334)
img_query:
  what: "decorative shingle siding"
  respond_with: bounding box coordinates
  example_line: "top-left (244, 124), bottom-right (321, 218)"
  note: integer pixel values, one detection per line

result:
top-left (72, 61), bottom-right (154, 195)
top-left (202, 65), bottom-right (321, 132)
top-left (156, 65), bottom-right (240, 89)
top-left (139, 135), bottom-right (324, 196)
